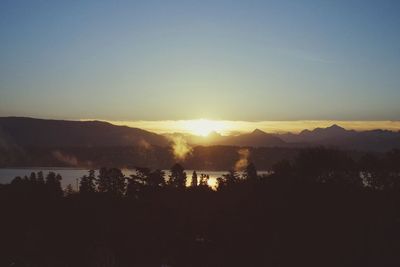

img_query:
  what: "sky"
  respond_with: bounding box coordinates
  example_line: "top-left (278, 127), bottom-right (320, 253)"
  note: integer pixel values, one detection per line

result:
top-left (1, 0), bottom-right (400, 127)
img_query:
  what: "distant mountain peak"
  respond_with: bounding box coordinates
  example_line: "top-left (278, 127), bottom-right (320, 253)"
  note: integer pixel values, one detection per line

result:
top-left (308, 124), bottom-right (347, 134)
top-left (327, 124), bottom-right (345, 131)
top-left (252, 129), bottom-right (266, 135)
top-left (300, 129), bottom-right (311, 135)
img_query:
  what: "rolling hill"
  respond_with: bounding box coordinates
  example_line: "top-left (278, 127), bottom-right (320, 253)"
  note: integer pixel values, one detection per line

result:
top-left (0, 117), bottom-right (169, 148)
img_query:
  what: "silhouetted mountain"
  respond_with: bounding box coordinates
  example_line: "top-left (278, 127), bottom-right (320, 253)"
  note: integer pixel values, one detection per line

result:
top-left (279, 124), bottom-right (400, 151)
top-left (167, 125), bottom-right (400, 151)
top-left (280, 124), bottom-right (353, 143)
top-left (0, 117), bottom-right (169, 148)
top-left (167, 129), bottom-right (286, 147)
top-left (301, 124), bottom-right (353, 140)
top-left (221, 129), bottom-right (286, 147)
top-left (1, 118), bottom-right (400, 168)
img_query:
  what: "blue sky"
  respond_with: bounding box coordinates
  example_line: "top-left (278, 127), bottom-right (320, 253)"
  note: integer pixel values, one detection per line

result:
top-left (1, 0), bottom-right (400, 121)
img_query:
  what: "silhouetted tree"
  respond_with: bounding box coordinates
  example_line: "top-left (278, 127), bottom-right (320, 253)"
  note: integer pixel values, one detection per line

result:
top-left (385, 149), bottom-right (400, 173)
top-left (383, 149), bottom-right (400, 190)
top-left (134, 167), bottom-right (151, 184)
top-left (168, 163), bottom-right (187, 188)
top-left (97, 167), bottom-right (109, 193)
top-left (97, 167), bottom-right (126, 196)
top-left (64, 184), bottom-right (75, 196)
top-left (37, 171), bottom-right (45, 185)
top-left (295, 147), bottom-right (360, 185)
top-left (191, 171), bottom-right (198, 187)
top-left (126, 176), bottom-right (142, 198)
top-left (79, 170), bottom-right (96, 194)
top-left (272, 159), bottom-right (293, 176)
top-left (359, 150), bottom-right (400, 191)
top-left (127, 168), bottom-right (166, 197)
top-left (148, 169), bottom-right (166, 187)
top-left (127, 167), bottom-right (147, 197)
top-left (217, 170), bottom-right (239, 189)
top-left (45, 172), bottom-right (63, 197)
top-left (29, 172), bottom-right (37, 184)
top-left (243, 162), bottom-right (258, 180)
top-left (359, 153), bottom-right (385, 189)
top-left (11, 176), bottom-right (23, 185)
top-left (199, 173), bottom-right (209, 187)
top-left (5, 147), bottom-right (400, 266)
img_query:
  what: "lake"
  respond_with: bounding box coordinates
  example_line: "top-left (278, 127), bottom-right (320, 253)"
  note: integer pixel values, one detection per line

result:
top-left (0, 168), bottom-right (270, 190)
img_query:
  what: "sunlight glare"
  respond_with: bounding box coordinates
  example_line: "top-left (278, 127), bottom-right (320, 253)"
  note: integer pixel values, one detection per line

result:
top-left (182, 119), bottom-right (229, 137)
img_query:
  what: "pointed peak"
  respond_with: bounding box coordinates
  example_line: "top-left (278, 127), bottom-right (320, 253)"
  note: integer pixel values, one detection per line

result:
top-left (300, 129), bottom-right (311, 134)
top-left (328, 124), bottom-right (345, 130)
top-left (252, 128), bottom-right (266, 135)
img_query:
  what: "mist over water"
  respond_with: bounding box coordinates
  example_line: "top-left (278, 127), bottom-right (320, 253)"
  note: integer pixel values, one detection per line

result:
top-left (169, 135), bottom-right (193, 160)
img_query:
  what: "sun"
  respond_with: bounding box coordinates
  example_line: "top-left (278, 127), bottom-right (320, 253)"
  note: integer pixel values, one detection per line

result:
top-left (182, 119), bottom-right (228, 137)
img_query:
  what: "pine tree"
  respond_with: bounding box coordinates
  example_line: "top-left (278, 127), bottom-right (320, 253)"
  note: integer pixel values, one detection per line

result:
top-left (96, 168), bottom-right (126, 196)
top-left (168, 163), bottom-right (187, 188)
top-left (45, 172), bottom-right (63, 197)
top-left (79, 170), bottom-right (96, 194)
top-left (64, 184), bottom-right (75, 196)
top-left (191, 171), bottom-right (198, 187)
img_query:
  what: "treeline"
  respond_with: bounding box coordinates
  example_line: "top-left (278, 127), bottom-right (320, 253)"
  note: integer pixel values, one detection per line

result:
top-left (1, 148), bottom-right (400, 266)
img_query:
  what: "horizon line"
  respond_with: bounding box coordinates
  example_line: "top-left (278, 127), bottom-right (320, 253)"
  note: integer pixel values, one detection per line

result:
top-left (92, 119), bottom-right (400, 135)
top-left (2, 116), bottom-right (400, 135)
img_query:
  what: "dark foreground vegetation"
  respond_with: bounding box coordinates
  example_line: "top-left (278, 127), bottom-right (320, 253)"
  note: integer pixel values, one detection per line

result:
top-left (1, 147), bottom-right (400, 267)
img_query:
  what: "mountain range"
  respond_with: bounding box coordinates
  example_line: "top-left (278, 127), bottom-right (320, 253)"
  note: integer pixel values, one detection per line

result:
top-left (1, 117), bottom-right (400, 152)
top-left (278, 124), bottom-right (400, 151)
